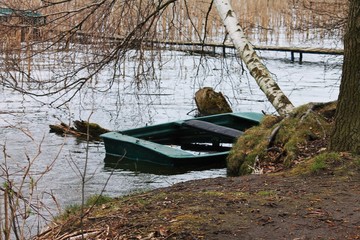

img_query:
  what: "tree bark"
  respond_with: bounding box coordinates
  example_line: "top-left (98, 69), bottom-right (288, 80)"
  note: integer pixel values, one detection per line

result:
top-left (330, 0), bottom-right (360, 153)
top-left (213, 0), bottom-right (295, 116)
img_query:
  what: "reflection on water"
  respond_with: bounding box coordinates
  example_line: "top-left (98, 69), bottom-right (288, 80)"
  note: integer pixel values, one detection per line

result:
top-left (103, 155), bottom-right (226, 175)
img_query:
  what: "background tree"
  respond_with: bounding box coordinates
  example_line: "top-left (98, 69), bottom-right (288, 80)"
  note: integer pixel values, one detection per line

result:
top-left (330, 0), bottom-right (360, 153)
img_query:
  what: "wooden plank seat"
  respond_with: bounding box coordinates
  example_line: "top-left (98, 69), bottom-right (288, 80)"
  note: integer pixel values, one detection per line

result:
top-left (183, 119), bottom-right (244, 138)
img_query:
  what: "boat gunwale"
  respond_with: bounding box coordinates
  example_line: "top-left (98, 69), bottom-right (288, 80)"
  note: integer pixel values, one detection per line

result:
top-left (100, 112), bottom-right (264, 166)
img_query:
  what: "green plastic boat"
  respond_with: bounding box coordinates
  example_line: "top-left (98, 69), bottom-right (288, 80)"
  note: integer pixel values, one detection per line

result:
top-left (101, 112), bottom-right (263, 167)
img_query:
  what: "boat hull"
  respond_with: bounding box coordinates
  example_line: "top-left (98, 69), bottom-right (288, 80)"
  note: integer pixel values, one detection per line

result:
top-left (101, 112), bottom-right (263, 167)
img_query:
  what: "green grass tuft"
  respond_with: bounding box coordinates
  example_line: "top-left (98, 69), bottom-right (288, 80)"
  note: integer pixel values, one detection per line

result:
top-left (86, 194), bottom-right (113, 206)
top-left (310, 156), bottom-right (327, 173)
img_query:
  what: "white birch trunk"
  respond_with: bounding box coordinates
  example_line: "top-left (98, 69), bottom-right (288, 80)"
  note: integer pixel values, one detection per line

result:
top-left (213, 0), bottom-right (295, 116)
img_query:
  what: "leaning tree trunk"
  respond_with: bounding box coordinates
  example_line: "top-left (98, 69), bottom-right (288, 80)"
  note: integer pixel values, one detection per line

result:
top-left (213, 0), bottom-right (295, 116)
top-left (330, 0), bottom-right (360, 153)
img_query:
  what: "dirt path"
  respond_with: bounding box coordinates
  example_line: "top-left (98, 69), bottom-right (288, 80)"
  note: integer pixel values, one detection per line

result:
top-left (36, 171), bottom-right (360, 239)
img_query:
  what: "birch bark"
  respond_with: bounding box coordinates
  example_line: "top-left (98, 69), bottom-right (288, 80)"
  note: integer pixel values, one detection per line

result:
top-left (213, 0), bottom-right (295, 116)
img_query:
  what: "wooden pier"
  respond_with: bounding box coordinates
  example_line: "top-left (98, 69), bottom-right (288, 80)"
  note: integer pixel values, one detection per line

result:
top-left (71, 31), bottom-right (344, 63)
top-left (141, 39), bottom-right (343, 63)
top-left (253, 45), bottom-right (343, 63)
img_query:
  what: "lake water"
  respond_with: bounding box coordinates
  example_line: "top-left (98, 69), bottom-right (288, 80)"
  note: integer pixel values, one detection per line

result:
top-left (0, 48), bottom-right (342, 224)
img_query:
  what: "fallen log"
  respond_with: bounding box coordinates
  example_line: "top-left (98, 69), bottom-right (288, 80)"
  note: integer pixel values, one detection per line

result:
top-left (49, 121), bottom-right (109, 140)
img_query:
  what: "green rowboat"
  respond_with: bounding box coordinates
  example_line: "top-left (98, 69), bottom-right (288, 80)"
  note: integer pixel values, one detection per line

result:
top-left (101, 112), bottom-right (263, 167)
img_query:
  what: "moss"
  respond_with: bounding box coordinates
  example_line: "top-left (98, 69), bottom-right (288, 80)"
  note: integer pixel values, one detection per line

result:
top-left (62, 204), bottom-right (81, 218)
top-left (356, 157), bottom-right (360, 167)
top-left (56, 195), bottom-right (115, 222)
top-left (287, 152), bottom-right (353, 176)
top-left (227, 124), bottom-right (271, 176)
top-left (313, 101), bottom-right (337, 119)
top-left (171, 214), bottom-right (204, 230)
top-left (227, 103), bottom-right (334, 176)
top-left (86, 194), bottom-right (113, 206)
top-left (257, 190), bottom-right (276, 197)
top-left (310, 156), bottom-right (328, 173)
top-left (261, 115), bottom-right (282, 128)
top-left (203, 191), bottom-right (225, 197)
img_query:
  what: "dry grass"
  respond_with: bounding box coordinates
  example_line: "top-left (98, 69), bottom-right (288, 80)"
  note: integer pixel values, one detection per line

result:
top-left (0, 0), bottom-right (346, 91)
top-left (0, 0), bottom-right (347, 46)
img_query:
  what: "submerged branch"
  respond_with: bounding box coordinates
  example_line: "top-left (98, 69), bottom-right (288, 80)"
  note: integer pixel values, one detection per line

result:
top-left (49, 121), bottom-right (109, 140)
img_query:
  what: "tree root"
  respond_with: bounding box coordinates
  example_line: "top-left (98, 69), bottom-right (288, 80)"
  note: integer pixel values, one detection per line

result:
top-left (267, 125), bottom-right (281, 148)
